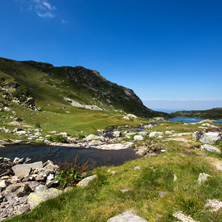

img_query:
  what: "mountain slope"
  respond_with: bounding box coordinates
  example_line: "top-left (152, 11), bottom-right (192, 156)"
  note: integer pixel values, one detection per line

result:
top-left (0, 57), bottom-right (168, 118)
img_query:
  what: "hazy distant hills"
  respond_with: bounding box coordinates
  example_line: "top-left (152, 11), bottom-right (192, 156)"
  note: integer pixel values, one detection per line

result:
top-left (172, 108), bottom-right (222, 120)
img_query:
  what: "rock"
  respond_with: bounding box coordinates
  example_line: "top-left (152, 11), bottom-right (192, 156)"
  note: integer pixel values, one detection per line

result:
top-left (139, 131), bottom-right (148, 136)
top-left (199, 119), bottom-right (213, 123)
top-left (172, 133), bottom-right (192, 137)
top-left (135, 147), bottom-right (148, 156)
top-left (165, 131), bottom-right (172, 134)
top-left (205, 199), bottom-right (222, 212)
top-left (120, 189), bottom-right (132, 193)
top-left (192, 131), bottom-right (203, 140)
top-left (28, 188), bottom-right (62, 209)
top-left (149, 131), bottom-right (163, 138)
top-left (134, 135), bottom-right (144, 141)
top-left (12, 161), bottom-right (43, 178)
top-left (174, 174), bottom-right (177, 182)
top-left (77, 175), bottom-right (97, 188)
top-left (199, 132), bottom-right (222, 144)
top-left (198, 173), bottom-right (210, 185)
top-left (0, 180), bottom-right (9, 189)
top-left (155, 117), bottom-right (165, 121)
top-left (113, 131), bottom-right (122, 137)
top-left (107, 210), bottom-right (147, 222)
top-left (13, 157), bottom-right (25, 165)
top-left (46, 174), bottom-right (55, 187)
top-left (35, 184), bottom-right (47, 192)
top-left (107, 169), bottom-right (116, 175)
top-left (16, 204), bottom-right (30, 215)
top-left (134, 166), bottom-right (140, 170)
top-left (173, 212), bottom-right (197, 222)
top-left (16, 184), bottom-right (32, 197)
top-left (15, 130), bottom-right (28, 136)
top-left (85, 134), bottom-right (99, 141)
top-left (96, 143), bottom-right (133, 150)
top-left (125, 132), bottom-right (136, 138)
top-left (144, 124), bottom-right (154, 129)
top-left (63, 187), bottom-right (73, 193)
top-left (200, 144), bottom-right (221, 154)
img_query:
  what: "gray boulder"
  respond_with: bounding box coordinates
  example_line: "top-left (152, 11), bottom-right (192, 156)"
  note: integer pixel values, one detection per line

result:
top-left (201, 144), bottom-right (221, 154)
top-left (134, 135), bottom-right (144, 141)
top-left (107, 210), bottom-right (147, 222)
top-left (77, 175), bottom-right (97, 188)
top-left (12, 161), bottom-right (43, 178)
top-left (28, 188), bottom-right (62, 209)
top-left (192, 131), bottom-right (203, 141)
top-left (200, 132), bottom-right (222, 144)
top-left (149, 131), bottom-right (163, 138)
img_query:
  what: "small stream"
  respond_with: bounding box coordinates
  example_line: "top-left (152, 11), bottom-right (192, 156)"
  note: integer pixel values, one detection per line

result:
top-left (0, 144), bottom-right (140, 170)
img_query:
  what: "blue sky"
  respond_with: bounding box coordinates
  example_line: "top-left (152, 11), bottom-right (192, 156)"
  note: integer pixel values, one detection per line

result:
top-left (1, 0), bottom-right (222, 110)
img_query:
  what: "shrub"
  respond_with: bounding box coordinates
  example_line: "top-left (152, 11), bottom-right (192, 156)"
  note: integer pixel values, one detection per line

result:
top-left (48, 135), bottom-right (68, 143)
top-left (55, 155), bottom-right (88, 189)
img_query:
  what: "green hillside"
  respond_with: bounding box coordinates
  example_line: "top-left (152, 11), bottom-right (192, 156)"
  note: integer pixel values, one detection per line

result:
top-left (0, 57), bottom-right (168, 119)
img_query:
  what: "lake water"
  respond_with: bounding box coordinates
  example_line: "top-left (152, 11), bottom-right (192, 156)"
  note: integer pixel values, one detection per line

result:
top-left (170, 117), bottom-right (222, 123)
top-left (0, 144), bottom-right (140, 170)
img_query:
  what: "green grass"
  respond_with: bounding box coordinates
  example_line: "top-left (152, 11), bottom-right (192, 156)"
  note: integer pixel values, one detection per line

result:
top-left (5, 136), bottom-right (222, 222)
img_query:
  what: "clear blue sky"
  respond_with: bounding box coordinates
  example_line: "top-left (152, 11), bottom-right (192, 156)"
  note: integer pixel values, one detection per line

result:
top-left (1, 0), bottom-right (222, 110)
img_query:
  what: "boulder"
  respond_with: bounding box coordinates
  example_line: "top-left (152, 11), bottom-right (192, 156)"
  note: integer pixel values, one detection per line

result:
top-left (107, 210), bottom-right (147, 222)
top-left (134, 135), bottom-right (144, 141)
top-left (77, 175), bottom-right (97, 188)
top-left (13, 157), bottom-right (25, 165)
top-left (144, 124), bottom-right (154, 129)
top-left (139, 132), bottom-right (148, 136)
top-left (199, 132), bottom-right (222, 144)
top-left (149, 132), bottom-right (163, 138)
top-left (192, 131), bottom-right (203, 140)
top-left (113, 131), bottom-right (121, 138)
top-left (12, 161), bottom-right (43, 178)
top-left (85, 134), bottom-right (99, 141)
top-left (201, 144), bottom-right (221, 154)
top-left (28, 188), bottom-right (62, 209)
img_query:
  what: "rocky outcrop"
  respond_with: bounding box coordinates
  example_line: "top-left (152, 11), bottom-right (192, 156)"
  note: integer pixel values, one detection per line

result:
top-left (0, 81), bottom-right (39, 110)
top-left (0, 158), bottom-right (60, 221)
top-left (64, 97), bottom-right (102, 111)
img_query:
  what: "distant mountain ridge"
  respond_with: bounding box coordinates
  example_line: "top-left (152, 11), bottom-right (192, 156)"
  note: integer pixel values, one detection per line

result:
top-left (0, 57), bottom-right (169, 118)
top-left (172, 108), bottom-right (222, 120)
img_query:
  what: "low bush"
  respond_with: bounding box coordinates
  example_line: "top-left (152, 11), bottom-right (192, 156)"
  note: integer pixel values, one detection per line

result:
top-left (55, 155), bottom-right (89, 189)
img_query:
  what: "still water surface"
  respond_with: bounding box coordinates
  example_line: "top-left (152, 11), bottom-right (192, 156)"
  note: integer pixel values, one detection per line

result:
top-left (170, 117), bottom-right (222, 123)
top-left (0, 145), bottom-right (140, 170)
